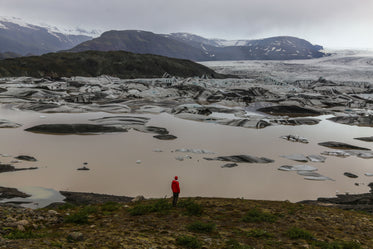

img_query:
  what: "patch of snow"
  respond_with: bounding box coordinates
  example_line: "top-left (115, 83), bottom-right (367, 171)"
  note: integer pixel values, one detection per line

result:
top-left (0, 16), bottom-right (38, 30)
top-left (0, 22), bottom-right (8, 29)
top-left (214, 40), bottom-right (248, 47)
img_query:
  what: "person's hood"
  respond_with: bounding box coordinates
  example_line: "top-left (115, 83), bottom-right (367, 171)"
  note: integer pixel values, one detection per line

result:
top-left (174, 176), bottom-right (178, 180)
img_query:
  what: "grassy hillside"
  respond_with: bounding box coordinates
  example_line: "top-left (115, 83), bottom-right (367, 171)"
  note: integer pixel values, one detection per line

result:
top-left (0, 197), bottom-right (371, 248)
top-left (0, 50), bottom-right (225, 79)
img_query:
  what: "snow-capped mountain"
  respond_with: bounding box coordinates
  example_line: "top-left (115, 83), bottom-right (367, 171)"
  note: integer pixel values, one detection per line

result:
top-left (167, 32), bottom-right (325, 60)
top-left (69, 30), bottom-right (326, 61)
top-left (0, 17), bottom-right (93, 55)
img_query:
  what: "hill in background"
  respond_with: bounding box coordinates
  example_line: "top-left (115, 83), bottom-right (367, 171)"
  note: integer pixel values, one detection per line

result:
top-left (0, 50), bottom-right (225, 79)
top-left (0, 17), bottom-right (92, 56)
top-left (69, 30), bottom-right (326, 61)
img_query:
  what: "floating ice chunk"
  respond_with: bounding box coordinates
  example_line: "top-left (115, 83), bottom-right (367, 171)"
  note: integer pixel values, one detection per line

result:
top-left (307, 155), bottom-right (327, 163)
top-left (281, 154), bottom-right (308, 162)
top-left (175, 148), bottom-right (215, 154)
top-left (356, 152), bottom-right (373, 159)
top-left (344, 172), bottom-right (358, 178)
top-left (221, 163), bottom-right (238, 168)
top-left (278, 165), bottom-right (293, 171)
top-left (297, 171), bottom-right (334, 181)
top-left (304, 176), bottom-right (334, 181)
top-left (136, 160), bottom-right (141, 164)
top-left (278, 165), bottom-right (317, 171)
top-left (280, 135), bottom-right (309, 143)
top-left (364, 173), bottom-right (373, 176)
top-left (321, 151), bottom-right (351, 157)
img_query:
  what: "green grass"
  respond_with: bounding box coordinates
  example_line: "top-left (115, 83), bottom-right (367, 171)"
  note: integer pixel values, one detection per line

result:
top-left (128, 204), bottom-right (153, 216)
top-left (63, 204), bottom-right (101, 224)
top-left (242, 208), bottom-right (278, 223)
top-left (128, 199), bottom-right (172, 216)
top-left (246, 228), bottom-right (273, 238)
top-left (64, 210), bottom-right (89, 224)
top-left (311, 240), bottom-right (362, 249)
top-left (223, 239), bottom-right (252, 249)
top-left (81, 205), bottom-right (99, 214)
top-left (179, 199), bottom-right (203, 216)
top-left (186, 221), bottom-right (216, 233)
top-left (56, 203), bottom-right (76, 210)
top-left (151, 198), bottom-right (172, 214)
top-left (286, 227), bottom-right (314, 240)
top-left (101, 201), bottom-right (121, 212)
top-left (4, 230), bottom-right (46, 239)
top-left (175, 235), bottom-right (202, 248)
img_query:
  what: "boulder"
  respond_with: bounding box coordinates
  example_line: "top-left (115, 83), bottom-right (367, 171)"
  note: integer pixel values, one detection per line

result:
top-left (67, 232), bottom-right (84, 241)
top-left (132, 195), bottom-right (145, 202)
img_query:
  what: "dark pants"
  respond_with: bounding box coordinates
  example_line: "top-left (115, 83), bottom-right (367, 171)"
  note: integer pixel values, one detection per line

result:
top-left (173, 192), bottom-right (179, 207)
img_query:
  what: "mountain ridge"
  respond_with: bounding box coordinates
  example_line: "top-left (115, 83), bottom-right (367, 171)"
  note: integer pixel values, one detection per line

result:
top-left (69, 30), bottom-right (326, 61)
top-left (0, 17), bottom-right (92, 55)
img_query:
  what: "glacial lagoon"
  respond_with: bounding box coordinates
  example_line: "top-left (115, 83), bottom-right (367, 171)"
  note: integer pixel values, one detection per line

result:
top-left (1, 50), bottom-right (373, 206)
top-left (1, 107), bottom-right (373, 204)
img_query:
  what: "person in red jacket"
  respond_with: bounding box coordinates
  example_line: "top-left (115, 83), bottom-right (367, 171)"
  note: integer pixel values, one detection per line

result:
top-left (171, 176), bottom-right (180, 207)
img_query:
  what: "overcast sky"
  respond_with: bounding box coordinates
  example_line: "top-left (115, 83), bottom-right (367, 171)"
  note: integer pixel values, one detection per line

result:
top-left (1, 0), bottom-right (372, 49)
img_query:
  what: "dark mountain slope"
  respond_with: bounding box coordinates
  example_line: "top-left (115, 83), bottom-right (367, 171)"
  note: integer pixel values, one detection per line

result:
top-left (0, 50), bottom-right (224, 79)
top-left (69, 30), bottom-right (325, 61)
top-left (68, 30), bottom-right (212, 61)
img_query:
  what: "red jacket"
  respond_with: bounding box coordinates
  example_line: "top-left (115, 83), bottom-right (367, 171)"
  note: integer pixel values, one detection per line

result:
top-left (171, 180), bottom-right (180, 193)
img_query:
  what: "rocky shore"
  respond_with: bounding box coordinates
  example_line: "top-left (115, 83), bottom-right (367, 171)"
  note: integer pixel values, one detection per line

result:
top-left (0, 190), bottom-right (372, 248)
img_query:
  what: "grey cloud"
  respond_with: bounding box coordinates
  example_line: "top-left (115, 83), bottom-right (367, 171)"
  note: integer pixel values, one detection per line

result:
top-left (0, 0), bottom-right (372, 48)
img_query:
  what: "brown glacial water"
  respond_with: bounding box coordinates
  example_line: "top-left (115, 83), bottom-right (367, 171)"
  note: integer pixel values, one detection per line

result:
top-left (1, 107), bottom-right (373, 202)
